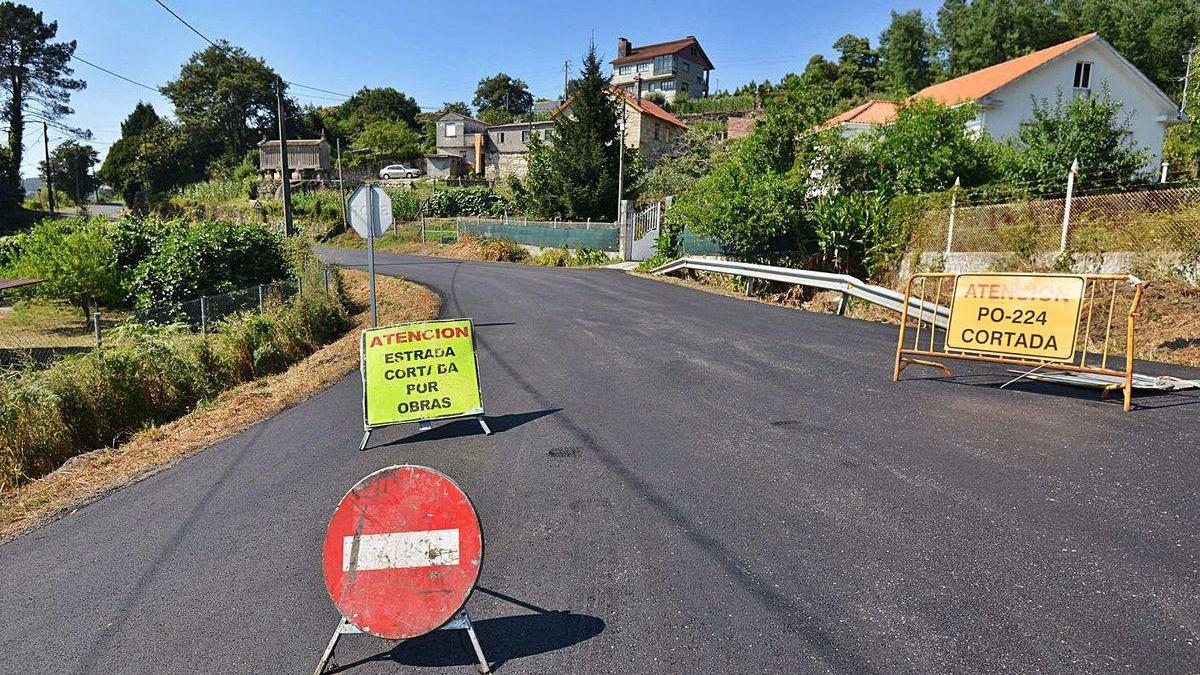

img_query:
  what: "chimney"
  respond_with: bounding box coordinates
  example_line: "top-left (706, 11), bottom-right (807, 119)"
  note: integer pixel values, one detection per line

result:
top-left (617, 37), bottom-right (631, 58)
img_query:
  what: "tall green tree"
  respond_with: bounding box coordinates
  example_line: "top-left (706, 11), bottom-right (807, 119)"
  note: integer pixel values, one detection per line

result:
top-left (936, 0), bottom-right (1068, 78)
top-left (473, 73), bottom-right (533, 121)
top-left (1008, 88), bottom-right (1150, 188)
top-left (120, 101), bottom-right (160, 137)
top-left (160, 42), bottom-right (292, 170)
top-left (39, 140), bottom-right (98, 205)
top-left (514, 44), bottom-right (637, 221)
top-left (831, 34), bottom-right (880, 102)
top-left (879, 10), bottom-right (935, 95)
top-left (0, 2), bottom-right (85, 210)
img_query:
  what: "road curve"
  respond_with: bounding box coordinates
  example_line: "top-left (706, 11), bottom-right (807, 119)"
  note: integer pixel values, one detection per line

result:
top-left (1, 248), bottom-right (1197, 674)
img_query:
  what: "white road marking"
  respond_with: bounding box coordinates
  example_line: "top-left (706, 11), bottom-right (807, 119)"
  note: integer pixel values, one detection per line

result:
top-left (343, 528), bottom-right (460, 571)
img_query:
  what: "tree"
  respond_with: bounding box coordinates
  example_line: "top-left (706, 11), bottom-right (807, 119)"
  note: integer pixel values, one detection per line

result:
top-left (120, 101), bottom-right (159, 137)
top-left (100, 119), bottom-right (203, 209)
top-left (39, 140), bottom-right (98, 205)
top-left (1008, 88), bottom-right (1150, 188)
top-left (9, 217), bottom-right (121, 319)
top-left (831, 34), bottom-right (880, 101)
top-left (879, 10), bottom-right (935, 95)
top-left (936, 0), bottom-right (1068, 78)
top-left (864, 98), bottom-right (1004, 192)
top-left (160, 42), bottom-right (287, 170)
top-left (0, 2), bottom-right (85, 211)
top-left (350, 120), bottom-right (422, 166)
top-left (513, 44), bottom-right (636, 221)
top-left (473, 73), bottom-right (533, 119)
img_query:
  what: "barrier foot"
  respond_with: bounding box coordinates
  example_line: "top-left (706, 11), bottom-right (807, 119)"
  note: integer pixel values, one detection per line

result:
top-left (358, 430), bottom-right (371, 452)
top-left (898, 356), bottom-right (954, 378)
top-left (313, 618), bottom-right (349, 675)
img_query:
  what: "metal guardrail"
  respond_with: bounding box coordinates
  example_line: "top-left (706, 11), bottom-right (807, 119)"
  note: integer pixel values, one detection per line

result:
top-left (649, 256), bottom-right (950, 327)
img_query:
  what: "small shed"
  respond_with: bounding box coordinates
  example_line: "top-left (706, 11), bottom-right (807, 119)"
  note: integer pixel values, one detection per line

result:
top-left (425, 154), bottom-right (469, 179)
top-left (258, 137), bottom-right (332, 181)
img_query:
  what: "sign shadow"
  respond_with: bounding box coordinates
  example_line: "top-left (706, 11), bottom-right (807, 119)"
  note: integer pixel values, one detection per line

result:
top-left (382, 408), bottom-right (562, 446)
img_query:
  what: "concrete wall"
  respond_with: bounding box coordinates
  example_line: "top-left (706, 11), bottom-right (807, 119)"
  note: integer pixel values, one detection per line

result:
top-left (979, 40), bottom-right (1177, 173)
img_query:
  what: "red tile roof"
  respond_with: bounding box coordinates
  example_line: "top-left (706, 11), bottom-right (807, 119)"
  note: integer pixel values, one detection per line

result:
top-left (550, 85), bottom-right (687, 129)
top-left (914, 33), bottom-right (1099, 105)
top-left (612, 36), bottom-right (714, 70)
top-left (821, 99), bottom-right (899, 128)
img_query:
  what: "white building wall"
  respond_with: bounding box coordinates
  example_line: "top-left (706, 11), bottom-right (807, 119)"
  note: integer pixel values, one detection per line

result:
top-left (980, 41), bottom-right (1178, 174)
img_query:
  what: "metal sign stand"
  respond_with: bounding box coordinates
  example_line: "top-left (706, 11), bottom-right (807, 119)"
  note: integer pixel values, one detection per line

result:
top-left (359, 414), bottom-right (491, 451)
top-left (314, 609), bottom-right (491, 674)
top-left (366, 184), bottom-right (378, 329)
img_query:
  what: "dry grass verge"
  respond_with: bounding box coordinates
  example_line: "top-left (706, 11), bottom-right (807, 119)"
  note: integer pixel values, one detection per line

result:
top-left (0, 270), bottom-right (439, 542)
top-left (638, 270), bottom-right (1200, 369)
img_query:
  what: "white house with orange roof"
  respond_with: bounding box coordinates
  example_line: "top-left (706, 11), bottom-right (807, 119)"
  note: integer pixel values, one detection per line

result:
top-left (822, 33), bottom-right (1184, 174)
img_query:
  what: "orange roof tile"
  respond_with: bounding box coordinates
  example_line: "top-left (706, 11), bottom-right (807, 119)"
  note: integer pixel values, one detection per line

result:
top-left (612, 36), bottom-right (714, 69)
top-left (821, 99), bottom-right (899, 128)
top-left (550, 85), bottom-right (688, 129)
top-left (913, 33), bottom-right (1098, 105)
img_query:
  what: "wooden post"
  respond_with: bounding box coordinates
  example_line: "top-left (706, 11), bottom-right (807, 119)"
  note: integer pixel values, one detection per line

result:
top-left (276, 76), bottom-right (294, 237)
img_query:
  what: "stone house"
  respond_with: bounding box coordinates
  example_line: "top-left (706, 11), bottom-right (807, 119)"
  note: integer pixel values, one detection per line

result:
top-left (611, 35), bottom-right (714, 103)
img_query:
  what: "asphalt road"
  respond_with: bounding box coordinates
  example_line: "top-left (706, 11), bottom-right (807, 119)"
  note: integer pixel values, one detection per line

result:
top-left (2, 249), bottom-right (1198, 674)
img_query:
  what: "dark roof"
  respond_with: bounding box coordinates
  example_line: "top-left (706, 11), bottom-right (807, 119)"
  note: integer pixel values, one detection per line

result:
top-left (258, 138), bottom-right (329, 147)
top-left (612, 36), bottom-right (714, 70)
top-left (0, 278), bottom-right (43, 293)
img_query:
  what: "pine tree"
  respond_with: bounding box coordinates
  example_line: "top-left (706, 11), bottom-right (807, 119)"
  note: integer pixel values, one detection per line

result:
top-left (517, 42), bottom-right (639, 221)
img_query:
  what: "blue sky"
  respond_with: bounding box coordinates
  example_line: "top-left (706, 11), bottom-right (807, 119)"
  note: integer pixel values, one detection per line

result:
top-left (24, 0), bottom-right (941, 177)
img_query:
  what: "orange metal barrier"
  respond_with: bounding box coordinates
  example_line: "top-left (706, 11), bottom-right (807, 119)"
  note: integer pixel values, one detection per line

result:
top-left (893, 273), bottom-right (1146, 411)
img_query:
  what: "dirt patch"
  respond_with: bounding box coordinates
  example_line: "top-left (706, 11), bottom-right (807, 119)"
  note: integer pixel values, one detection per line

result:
top-left (639, 269), bottom-right (1200, 369)
top-left (0, 270), bottom-right (440, 542)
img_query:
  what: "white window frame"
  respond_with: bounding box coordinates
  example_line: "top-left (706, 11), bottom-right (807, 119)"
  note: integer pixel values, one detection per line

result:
top-left (619, 64), bottom-right (633, 75)
top-left (522, 130), bottom-right (530, 143)
top-left (1073, 61), bottom-right (1092, 90)
top-left (445, 122), bottom-right (458, 137)
top-left (636, 61), bottom-right (652, 74)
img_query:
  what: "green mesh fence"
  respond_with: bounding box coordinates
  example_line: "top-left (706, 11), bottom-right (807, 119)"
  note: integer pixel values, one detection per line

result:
top-left (458, 218), bottom-right (620, 252)
top-left (681, 229), bottom-right (724, 255)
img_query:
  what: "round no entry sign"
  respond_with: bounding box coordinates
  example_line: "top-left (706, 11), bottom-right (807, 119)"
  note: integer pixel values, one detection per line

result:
top-left (322, 465), bottom-right (483, 639)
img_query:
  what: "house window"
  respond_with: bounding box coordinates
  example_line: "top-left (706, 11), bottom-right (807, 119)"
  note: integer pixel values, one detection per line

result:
top-left (680, 82), bottom-right (689, 94)
top-left (445, 122), bottom-right (458, 137)
top-left (661, 80), bottom-right (675, 91)
top-left (654, 124), bottom-right (661, 141)
top-left (682, 61), bottom-right (690, 73)
top-left (654, 55), bottom-right (674, 76)
top-left (1073, 61), bottom-right (1092, 90)
top-left (522, 131), bottom-right (530, 142)
top-left (499, 132), bottom-right (505, 143)
top-left (619, 64), bottom-right (632, 76)
top-left (636, 61), bottom-right (652, 74)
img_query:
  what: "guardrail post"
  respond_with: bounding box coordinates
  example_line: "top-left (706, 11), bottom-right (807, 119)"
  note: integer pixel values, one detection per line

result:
top-left (744, 278), bottom-right (755, 296)
top-left (837, 292), bottom-right (849, 316)
top-left (200, 296), bottom-right (208, 338)
top-left (258, 284), bottom-right (265, 314)
top-left (93, 311), bottom-right (102, 350)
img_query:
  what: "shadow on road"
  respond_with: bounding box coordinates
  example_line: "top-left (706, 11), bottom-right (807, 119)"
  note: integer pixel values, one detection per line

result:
top-left (329, 587), bottom-right (604, 673)
top-left (913, 373), bottom-right (1200, 410)
top-left (382, 409), bottom-right (562, 446)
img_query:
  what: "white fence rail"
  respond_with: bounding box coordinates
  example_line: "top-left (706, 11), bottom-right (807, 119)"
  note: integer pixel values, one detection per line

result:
top-left (650, 256), bottom-right (950, 328)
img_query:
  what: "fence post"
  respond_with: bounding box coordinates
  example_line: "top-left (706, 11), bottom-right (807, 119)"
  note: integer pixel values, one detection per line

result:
top-left (945, 176), bottom-right (960, 256)
top-left (258, 284), bottom-right (264, 314)
top-left (1059, 158), bottom-right (1079, 253)
top-left (1160, 161), bottom-right (1169, 184)
top-left (297, 273), bottom-right (303, 296)
top-left (323, 264), bottom-right (331, 293)
top-left (200, 296), bottom-right (208, 338)
top-left (93, 311), bottom-right (102, 350)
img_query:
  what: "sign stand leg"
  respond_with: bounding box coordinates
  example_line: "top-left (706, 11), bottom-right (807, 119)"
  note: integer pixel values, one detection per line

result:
top-left (313, 617), bottom-right (350, 675)
top-left (477, 416), bottom-right (492, 435)
top-left (459, 611), bottom-right (492, 673)
top-left (359, 430), bottom-right (371, 452)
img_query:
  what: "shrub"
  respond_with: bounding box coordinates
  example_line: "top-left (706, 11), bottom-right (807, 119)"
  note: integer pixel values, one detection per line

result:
top-left (0, 272), bottom-right (352, 489)
top-left (425, 187), bottom-right (504, 217)
top-left (7, 217), bottom-right (124, 319)
top-left (574, 248), bottom-right (610, 266)
top-left (534, 248), bottom-right (574, 266)
top-left (129, 220), bottom-right (289, 322)
top-left (477, 238), bottom-right (530, 262)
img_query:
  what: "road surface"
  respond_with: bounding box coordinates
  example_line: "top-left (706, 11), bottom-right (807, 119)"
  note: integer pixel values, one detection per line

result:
top-left (1, 249), bottom-right (1197, 674)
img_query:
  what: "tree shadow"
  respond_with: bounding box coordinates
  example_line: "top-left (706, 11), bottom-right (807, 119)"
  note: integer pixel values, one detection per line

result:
top-left (381, 409), bottom-right (562, 446)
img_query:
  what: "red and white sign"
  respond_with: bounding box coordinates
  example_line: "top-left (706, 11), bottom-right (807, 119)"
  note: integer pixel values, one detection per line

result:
top-left (322, 465), bottom-right (483, 639)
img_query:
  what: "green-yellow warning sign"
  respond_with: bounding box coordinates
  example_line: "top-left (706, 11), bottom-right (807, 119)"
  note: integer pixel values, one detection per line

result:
top-left (360, 319), bottom-right (482, 428)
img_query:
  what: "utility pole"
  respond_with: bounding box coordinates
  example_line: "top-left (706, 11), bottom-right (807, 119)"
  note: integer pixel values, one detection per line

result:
top-left (617, 103), bottom-right (627, 215)
top-left (275, 76), bottom-right (294, 237)
top-left (1182, 43), bottom-right (1198, 118)
top-left (563, 60), bottom-right (571, 101)
top-left (336, 137), bottom-right (347, 232)
top-left (42, 122), bottom-right (56, 215)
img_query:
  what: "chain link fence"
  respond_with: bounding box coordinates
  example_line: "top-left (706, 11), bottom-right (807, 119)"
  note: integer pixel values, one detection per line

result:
top-left (903, 180), bottom-right (1200, 278)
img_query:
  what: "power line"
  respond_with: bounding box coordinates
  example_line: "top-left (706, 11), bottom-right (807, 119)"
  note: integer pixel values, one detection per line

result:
top-left (150, 0), bottom-right (352, 100)
top-left (72, 54), bottom-right (161, 93)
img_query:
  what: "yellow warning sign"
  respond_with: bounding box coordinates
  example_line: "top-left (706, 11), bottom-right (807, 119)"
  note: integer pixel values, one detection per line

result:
top-left (945, 274), bottom-right (1086, 362)
top-left (360, 319), bottom-right (482, 428)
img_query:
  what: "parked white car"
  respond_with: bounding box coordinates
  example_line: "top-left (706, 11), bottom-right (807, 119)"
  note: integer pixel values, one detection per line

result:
top-left (379, 164), bottom-right (422, 179)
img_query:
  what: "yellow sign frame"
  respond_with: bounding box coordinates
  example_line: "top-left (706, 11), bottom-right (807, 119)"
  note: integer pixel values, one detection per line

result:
top-left (359, 318), bottom-right (486, 437)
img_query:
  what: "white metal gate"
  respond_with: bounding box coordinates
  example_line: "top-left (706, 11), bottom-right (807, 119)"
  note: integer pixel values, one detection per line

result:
top-left (630, 201), bottom-right (664, 261)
